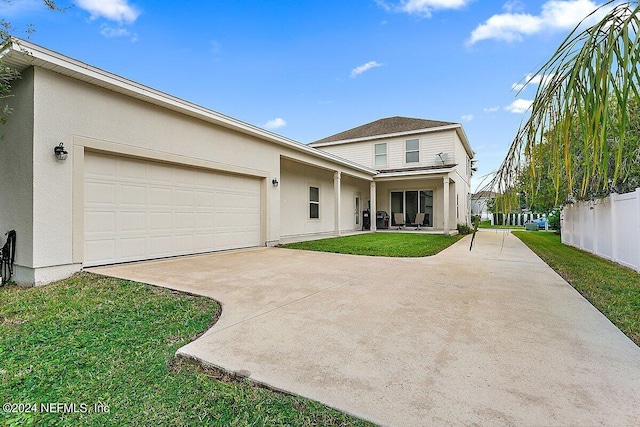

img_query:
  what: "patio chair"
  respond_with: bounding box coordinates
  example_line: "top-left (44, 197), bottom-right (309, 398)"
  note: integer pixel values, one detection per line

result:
top-left (393, 212), bottom-right (405, 229)
top-left (413, 212), bottom-right (426, 230)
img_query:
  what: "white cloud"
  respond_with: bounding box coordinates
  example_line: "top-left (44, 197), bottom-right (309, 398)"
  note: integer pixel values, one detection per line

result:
top-left (505, 99), bottom-right (533, 114)
top-left (461, 114), bottom-right (474, 121)
top-left (512, 73), bottom-right (555, 91)
top-left (376, 0), bottom-right (471, 17)
top-left (468, 0), bottom-right (612, 45)
top-left (75, 0), bottom-right (141, 24)
top-left (483, 106), bottom-right (500, 113)
top-left (100, 25), bottom-right (129, 38)
top-left (264, 118), bottom-right (287, 130)
top-left (511, 81), bottom-right (527, 91)
top-left (503, 1), bottom-right (525, 13)
top-left (350, 61), bottom-right (384, 78)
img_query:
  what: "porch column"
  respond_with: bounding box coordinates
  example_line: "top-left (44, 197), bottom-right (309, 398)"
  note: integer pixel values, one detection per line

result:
top-left (370, 181), bottom-right (377, 231)
top-left (443, 176), bottom-right (450, 234)
top-left (334, 171), bottom-right (341, 236)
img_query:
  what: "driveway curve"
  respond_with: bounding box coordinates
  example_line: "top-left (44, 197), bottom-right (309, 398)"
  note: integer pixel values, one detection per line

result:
top-left (90, 230), bottom-right (640, 426)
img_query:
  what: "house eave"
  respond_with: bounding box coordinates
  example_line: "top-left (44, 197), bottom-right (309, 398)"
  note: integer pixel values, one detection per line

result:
top-left (374, 166), bottom-right (456, 180)
top-left (0, 38), bottom-right (377, 177)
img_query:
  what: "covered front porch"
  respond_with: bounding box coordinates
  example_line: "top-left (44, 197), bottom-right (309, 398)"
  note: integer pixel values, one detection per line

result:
top-left (369, 171), bottom-right (461, 235)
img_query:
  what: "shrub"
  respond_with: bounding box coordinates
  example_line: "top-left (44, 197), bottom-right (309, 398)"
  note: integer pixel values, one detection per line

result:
top-left (457, 223), bottom-right (472, 235)
top-left (548, 210), bottom-right (561, 232)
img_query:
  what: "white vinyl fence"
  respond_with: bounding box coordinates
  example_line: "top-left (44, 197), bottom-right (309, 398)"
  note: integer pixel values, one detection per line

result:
top-left (490, 212), bottom-right (547, 226)
top-left (562, 188), bottom-right (640, 273)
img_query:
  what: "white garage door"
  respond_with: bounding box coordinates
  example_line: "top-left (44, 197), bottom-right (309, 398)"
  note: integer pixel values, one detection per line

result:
top-left (84, 152), bottom-right (261, 267)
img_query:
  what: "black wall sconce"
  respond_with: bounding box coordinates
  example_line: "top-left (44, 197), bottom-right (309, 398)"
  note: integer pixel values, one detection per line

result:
top-left (54, 142), bottom-right (68, 161)
top-left (272, 178), bottom-right (279, 187)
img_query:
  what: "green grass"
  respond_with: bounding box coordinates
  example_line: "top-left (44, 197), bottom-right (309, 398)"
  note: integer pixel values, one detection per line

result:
top-left (0, 273), bottom-right (373, 427)
top-left (512, 232), bottom-right (640, 346)
top-left (281, 232), bottom-right (464, 257)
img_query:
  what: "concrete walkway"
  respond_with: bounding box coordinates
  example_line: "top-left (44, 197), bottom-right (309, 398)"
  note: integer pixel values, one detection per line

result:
top-left (89, 230), bottom-right (640, 426)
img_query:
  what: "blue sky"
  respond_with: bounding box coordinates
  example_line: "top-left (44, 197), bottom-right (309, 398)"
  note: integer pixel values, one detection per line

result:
top-left (2, 0), bottom-right (613, 189)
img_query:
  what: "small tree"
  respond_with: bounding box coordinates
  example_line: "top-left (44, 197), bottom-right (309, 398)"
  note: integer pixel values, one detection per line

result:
top-left (1, 1), bottom-right (59, 136)
top-left (488, 1), bottom-right (640, 207)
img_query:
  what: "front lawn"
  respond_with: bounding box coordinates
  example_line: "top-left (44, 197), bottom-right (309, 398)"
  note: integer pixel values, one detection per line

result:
top-left (513, 231), bottom-right (640, 346)
top-left (281, 232), bottom-right (464, 257)
top-left (0, 273), bottom-right (373, 427)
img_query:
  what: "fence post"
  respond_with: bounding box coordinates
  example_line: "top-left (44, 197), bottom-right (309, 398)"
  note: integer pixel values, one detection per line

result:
top-left (637, 188), bottom-right (640, 272)
top-left (611, 193), bottom-right (618, 264)
top-left (593, 200), bottom-right (598, 256)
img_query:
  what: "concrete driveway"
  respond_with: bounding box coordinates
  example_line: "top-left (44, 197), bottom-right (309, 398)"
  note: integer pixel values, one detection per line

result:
top-left (89, 230), bottom-right (640, 426)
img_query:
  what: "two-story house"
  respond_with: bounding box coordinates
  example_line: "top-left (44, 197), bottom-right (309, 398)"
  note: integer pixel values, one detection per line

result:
top-left (1, 38), bottom-right (474, 285)
top-left (310, 116), bottom-right (474, 233)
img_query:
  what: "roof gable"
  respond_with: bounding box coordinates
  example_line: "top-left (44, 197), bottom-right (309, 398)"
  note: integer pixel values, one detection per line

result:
top-left (312, 116), bottom-right (456, 145)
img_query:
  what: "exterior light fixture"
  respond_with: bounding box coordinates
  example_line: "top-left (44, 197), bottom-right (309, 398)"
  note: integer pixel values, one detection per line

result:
top-left (272, 178), bottom-right (279, 187)
top-left (54, 142), bottom-right (68, 161)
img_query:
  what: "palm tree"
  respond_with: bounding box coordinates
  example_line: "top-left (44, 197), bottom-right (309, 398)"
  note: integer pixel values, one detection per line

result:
top-left (489, 0), bottom-right (640, 212)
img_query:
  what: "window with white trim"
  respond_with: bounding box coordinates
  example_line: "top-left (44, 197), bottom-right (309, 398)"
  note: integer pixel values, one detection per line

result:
top-left (374, 143), bottom-right (387, 167)
top-left (309, 186), bottom-right (320, 219)
top-left (405, 139), bottom-right (420, 163)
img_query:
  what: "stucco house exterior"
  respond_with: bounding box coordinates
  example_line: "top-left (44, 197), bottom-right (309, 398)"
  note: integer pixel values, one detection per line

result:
top-left (0, 39), bottom-right (473, 286)
top-left (310, 117), bottom-right (474, 231)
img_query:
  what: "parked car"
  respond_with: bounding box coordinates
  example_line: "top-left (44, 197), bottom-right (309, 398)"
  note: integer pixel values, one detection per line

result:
top-left (525, 217), bottom-right (548, 230)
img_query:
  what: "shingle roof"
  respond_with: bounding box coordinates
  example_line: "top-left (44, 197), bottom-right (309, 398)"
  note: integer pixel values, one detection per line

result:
top-left (312, 116), bottom-right (457, 145)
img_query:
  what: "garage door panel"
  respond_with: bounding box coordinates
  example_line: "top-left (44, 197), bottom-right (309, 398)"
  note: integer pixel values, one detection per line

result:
top-left (85, 240), bottom-right (116, 264)
top-left (173, 168), bottom-right (196, 186)
top-left (195, 212), bottom-right (215, 228)
top-left (195, 234), bottom-right (215, 250)
top-left (84, 152), bottom-right (261, 266)
top-left (147, 163), bottom-right (172, 184)
top-left (85, 182), bottom-right (116, 204)
top-left (120, 237), bottom-right (146, 258)
top-left (85, 154), bottom-right (116, 178)
top-left (195, 190), bottom-right (215, 207)
top-left (86, 211), bottom-right (116, 233)
top-left (148, 187), bottom-right (172, 206)
top-left (174, 189), bottom-right (195, 208)
top-left (149, 212), bottom-right (172, 230)
top-left (120, 212), bottom-right (146, 232)
top-left (195, 170), bottom-right (216, 188)
top-left (120, 184), bottom-right (146, 206)
top-left (118, 158), bottom-right (147, 181)
top-left (148, 236), bottom-right (172, 256)
top-left (173, 212), bottom-right (194, 230)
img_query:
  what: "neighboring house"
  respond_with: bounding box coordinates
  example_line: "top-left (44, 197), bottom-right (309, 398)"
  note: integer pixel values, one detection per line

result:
top-left (471, 191), bottom-right (496, 221)
top-left (0, 39), bottom-right (473, 286)
top-left (310, 116), bottom-right (474, 232)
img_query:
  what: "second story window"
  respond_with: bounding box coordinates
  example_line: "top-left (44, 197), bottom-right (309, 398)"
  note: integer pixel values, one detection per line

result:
top-left (405, 139), bottom-right (420, 163)
top-left (374, 143), bottom-right (387, 167)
